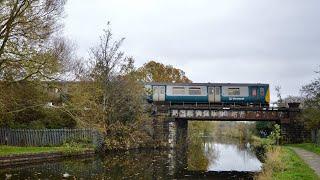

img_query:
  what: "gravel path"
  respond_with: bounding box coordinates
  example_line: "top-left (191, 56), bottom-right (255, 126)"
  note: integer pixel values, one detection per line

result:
top-left (290, 147), bottom-right (320, 177)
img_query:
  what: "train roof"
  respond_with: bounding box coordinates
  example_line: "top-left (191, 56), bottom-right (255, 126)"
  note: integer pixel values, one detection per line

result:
top-left (145, 82), bottom-right (269, 86)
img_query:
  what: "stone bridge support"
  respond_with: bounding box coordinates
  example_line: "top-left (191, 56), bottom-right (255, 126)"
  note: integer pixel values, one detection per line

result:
top-left (280, 105), bottom-right (309, 143)
top-left (173, 119), bottom-right (188, 176)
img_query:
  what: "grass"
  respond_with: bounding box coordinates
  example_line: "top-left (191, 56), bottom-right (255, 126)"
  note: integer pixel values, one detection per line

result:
top-left (0, 145), bottom-right (93, 157)
top-left (257, 146), bottom-right (319, 180)
top-left (272, 147), bottom-right (318, 180)
top-left (289, 143), bottom-right (320, 156)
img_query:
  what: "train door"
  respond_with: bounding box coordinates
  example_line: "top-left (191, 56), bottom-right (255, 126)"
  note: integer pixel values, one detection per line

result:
top-left (152, 86), bottom-right (165, 102)
top-left (208, 87), bottom-right (215, 103)
top-left (214, 86), bottom-right (221, 103)
top-left (208, 87), bottom-right (221, 103)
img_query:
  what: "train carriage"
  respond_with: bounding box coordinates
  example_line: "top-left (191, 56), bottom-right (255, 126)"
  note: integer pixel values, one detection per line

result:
top-left (146, 82), bottom-right (270, 106)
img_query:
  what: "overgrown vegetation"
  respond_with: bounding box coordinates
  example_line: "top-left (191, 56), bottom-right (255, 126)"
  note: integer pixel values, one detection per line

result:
top-left (256, 147), bottom-right (318, 180)
top-left (253, 125), bottom-right (319, 179)
top-left (300, 70), bottom-right (320, 145)
top-left (251, 124), bottom-right (281, 160)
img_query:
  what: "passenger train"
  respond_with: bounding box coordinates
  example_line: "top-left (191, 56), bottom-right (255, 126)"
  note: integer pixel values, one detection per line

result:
top-left (145, 83), bottom-right (270, 106)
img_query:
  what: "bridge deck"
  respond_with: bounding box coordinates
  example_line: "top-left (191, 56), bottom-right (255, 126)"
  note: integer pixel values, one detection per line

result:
top-left (154, 104), bottom-right (299, 122)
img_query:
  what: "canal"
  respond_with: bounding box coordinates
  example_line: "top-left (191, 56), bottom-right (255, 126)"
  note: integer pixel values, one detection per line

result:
top-left (0, 133), bottom-right (262, 179)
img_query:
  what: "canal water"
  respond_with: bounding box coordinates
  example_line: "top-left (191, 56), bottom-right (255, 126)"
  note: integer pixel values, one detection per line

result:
top-left (0, 136), bottom-right (262, 179)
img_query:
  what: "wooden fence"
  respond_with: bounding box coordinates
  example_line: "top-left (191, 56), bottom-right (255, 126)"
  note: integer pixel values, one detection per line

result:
top-left (0, 128), bottom-right (103, 148)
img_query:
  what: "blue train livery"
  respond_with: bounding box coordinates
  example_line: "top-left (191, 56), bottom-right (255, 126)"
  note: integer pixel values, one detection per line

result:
top-left (145, 83), bottom-right (270, 106)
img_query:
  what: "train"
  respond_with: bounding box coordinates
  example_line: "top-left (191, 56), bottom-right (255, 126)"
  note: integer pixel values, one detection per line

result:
top-left (145, 82), bottom-right (270, 106)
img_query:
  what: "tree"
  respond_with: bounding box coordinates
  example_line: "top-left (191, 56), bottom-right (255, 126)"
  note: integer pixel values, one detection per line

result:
top-left (301, 69), bottom-right (320, 131)
top-left (0, 0), bottom-right (76, 128)
top-left (0, 81), bottom-right (76, 128)
top-left (301, 108), bottom-right (320, 130)
top-left (68, 24), bottom-right (145, 130)
top-left (0, 0), bottom-right (66, 81)
top-left (64, 24), bottom-right (153, 149)
top-left (301, 70), bottom-right (320, 109)
top-left (136, 60), bottom-right (192, 83)
top-left (88, 23), bottom-right (137, 125)
top-left (274, 86), bottom-right (283, 105)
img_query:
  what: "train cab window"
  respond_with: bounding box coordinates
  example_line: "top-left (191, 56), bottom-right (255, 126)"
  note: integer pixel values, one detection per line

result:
top-left (173, 87), bottom-right (185, 95)
top-left (228, 88), bottom-right (240, 96)
top-left (252, 88), bottom-right (257, 97)
top-left (189, 87), bottom-right (202, 95)
top-left (260, 87), bottom-right (265, 96)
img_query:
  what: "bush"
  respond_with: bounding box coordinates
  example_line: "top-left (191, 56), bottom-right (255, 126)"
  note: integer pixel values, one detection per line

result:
top-left (251, 124), bottom-right (282, 161)
top-left (1, 107), bottom-right (76, 129)
top-left (63, 137), bottom-right (93, 148)
top-left (104, 121), bottom-right (153, 150)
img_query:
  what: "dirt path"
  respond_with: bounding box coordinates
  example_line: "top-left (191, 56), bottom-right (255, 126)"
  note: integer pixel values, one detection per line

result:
top-left (290, 147), bottom-right (320, 177)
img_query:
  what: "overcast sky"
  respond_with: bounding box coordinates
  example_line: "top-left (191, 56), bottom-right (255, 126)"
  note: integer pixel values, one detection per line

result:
top-left (63, 0), bottom-right (320, 102)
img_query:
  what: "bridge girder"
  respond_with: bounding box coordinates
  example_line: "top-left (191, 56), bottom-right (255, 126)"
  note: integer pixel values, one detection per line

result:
top-left (155, 105), bottom-right (299, 122)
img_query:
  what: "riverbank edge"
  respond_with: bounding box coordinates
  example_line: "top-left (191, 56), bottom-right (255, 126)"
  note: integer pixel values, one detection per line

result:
top-left (0, 145), bottom-right (172, 168)
top-left (256, 146), bottom-right (319, 180)
top-left (0, 149), bottom-right (95, 168)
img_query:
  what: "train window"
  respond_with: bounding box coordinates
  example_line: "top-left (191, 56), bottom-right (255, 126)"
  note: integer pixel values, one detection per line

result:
top-left (215, 87), bottom-right (220, 95)
top-left (260, 87), bottom-right (265, 96)
top-left (252, 88), bottom-right (257, 96)
top-left (228, 88), bottom-right (240, 96)
top-left (189, 87), bottom-right (202, 95)
top-left (173, 87), bottom-right (185, 94)
top-left (160, 87), bottom-right (165, 94)
top-left (208, 87), bottom-right (214, 95)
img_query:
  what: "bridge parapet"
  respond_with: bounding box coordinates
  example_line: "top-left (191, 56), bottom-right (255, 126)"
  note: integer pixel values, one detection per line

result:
top-left (171, 109), bottom-right (288, 121)
top-left (155, 104), bottom-right (299, 122)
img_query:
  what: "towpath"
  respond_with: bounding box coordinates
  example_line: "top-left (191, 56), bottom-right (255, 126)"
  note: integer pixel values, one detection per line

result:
top-left (290, 147), bottom-right (320, 177)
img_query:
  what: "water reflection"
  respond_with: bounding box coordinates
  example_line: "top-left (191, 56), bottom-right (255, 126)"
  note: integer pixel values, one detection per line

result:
top-left (187, 135), bottom-right (262, 173)
top-left (207, 143), bottom-right (262, 171)
top-left (0, 136), bottom-right (262, 179)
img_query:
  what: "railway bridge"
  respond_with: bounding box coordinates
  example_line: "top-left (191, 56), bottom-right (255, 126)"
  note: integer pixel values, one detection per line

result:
top-left (151, 102), bottom-right (306, 176)
top-left (152, 102), bottom-right (306, 146)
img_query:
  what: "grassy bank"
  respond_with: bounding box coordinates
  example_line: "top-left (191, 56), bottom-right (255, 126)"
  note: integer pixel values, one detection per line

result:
top-left (257, 146), bottom-right (318, 180)
top-left (289, 143), bottom-right (320, 156)
top-left (0, 145), bottom-right (93, 157)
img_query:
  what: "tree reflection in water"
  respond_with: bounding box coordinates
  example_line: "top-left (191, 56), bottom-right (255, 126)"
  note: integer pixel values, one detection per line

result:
top-left (0, 122), bottom-right (262, 179)
top-left (187, 121), bottom-right (262, 172)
